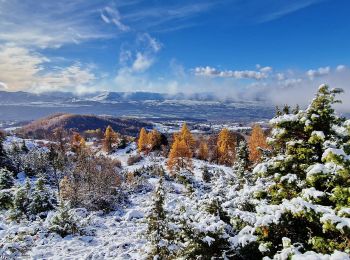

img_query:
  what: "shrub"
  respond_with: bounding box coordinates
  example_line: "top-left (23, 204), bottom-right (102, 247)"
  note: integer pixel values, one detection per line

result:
top-left (0, 190), bottom-right (13, 209)
top-left (127, 154), bottom-right (143, 165)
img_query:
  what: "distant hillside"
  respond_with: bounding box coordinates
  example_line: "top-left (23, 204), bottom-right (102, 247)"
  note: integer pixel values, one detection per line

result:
top-left (18, 113), bottom-right (152, 138)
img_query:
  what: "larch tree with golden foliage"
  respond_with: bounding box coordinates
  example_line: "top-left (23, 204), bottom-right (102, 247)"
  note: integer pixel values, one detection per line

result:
top-left (177, 123), bottom-right (195, 152)
top-left (248, 124), bottom-right (269, 163)
top-left (198, 140), bottom-right (209, 161)
top-left (217, 128), bottom-right (236, 166)
top-left (148, 129), bottom-right (162, 151)
top-left (103, 125), bottom-right (118, 153)
top-left (138, 128), bottom-right (149, 153)
top-left (71, 132), bottom-right (86, 154)
top-left (167, 136), bottom-right (193, 173)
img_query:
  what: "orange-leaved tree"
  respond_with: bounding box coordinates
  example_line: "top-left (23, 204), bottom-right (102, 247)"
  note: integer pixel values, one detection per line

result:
top-left (217, 128), bottom-right (236, 166)
top-left (176, 123), bottom-right (195, 152)
top-left (103, 125), bottom-right (118, 153)
top-left (148, 129), bottom-right (162, 151)
top-left (198, 139), bottom-right (209, 161)
top-left (167, 136), bottom-right (193, 173)
top-left (138, 127), bottom-right (149, 153)
top-left (248, 124), bottom-right (269, 163)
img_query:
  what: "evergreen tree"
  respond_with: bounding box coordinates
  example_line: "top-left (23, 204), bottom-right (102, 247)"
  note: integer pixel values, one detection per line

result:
top-left (28, 178), bottom-right (56, 217)
top-left (10, 178), bottom-right (31, 220)
top-left (248, 124), bottom-right (269, 163)
top-left (202, 165), bottom-right (212, 182)
top-left (20, 140), bottom-right (29, 153)
top-left (49, 201), bottom-right (81, 237)
top-left (217, 128), bottom-right (236, 166)
top-left (0, 168), bottom-right (14, 189)
top-left (233, 140), bottom-right (250, 180)
top-left (229, 85), bottom-right (350, 258)
top-left (146, 177), bottom-right (172, 259)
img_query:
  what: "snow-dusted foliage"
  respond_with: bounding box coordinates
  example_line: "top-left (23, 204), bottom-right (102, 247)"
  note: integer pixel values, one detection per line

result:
top-left (226, 85), bottom-right (350, 258)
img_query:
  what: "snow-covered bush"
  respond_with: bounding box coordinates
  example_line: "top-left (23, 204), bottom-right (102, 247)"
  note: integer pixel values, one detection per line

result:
top-left (146, 177), bottom-right (176, 258)
top-left (0, 168), bottom-right (15, 189)
top-left (60, 154), bottom-right (122, 211)
top-left (0, 189), bottom-right (13, 209)
top-left (28, 178), bottom-right (56, 218)
top-left (48, 202), bottom-right (84, 237)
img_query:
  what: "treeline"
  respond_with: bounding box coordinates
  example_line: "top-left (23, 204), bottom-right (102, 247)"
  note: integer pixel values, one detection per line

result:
top-left (137, 122), bottom-right (269, 173)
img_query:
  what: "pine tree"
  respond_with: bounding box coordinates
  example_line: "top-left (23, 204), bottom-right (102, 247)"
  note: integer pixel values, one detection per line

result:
top-left (202, 166), bottom-right (212, 182)
top-left (11, 178), bottom-right (31, 219)
top-left (233, 140), bottom-right (250, 180)
top-left (198, 140), bottom-right (209, 161)
top-left (146, 177), bottom-right (172, 259)
top-left (248, 124), bottom-right (269, 163)
top-left (0, 168), bottom-right (14, 189)
top-left (138, 128), bottom-right (149, 153)
top-left (217, 128), bottom-right (236, 166)
top-left (28, 178), bottom-right (56, 217)
top-left (230, 85), bottom-right (350, 258)
top-left (103, 125), bottom-right (118, 153)
top-left (49, 201), bottom-right (81, 237)
top-left (20, 140), bottom-right (29, 153)
top-left (167, 137), bottom-right (193, 173)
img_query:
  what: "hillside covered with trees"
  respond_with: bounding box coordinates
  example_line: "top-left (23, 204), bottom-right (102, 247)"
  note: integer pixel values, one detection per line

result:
top-left (0, 85), bottom-right (349, 259)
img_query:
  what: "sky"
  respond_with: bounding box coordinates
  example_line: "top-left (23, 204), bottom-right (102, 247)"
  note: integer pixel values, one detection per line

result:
top-left (0, 0), bottom-right (350, 108)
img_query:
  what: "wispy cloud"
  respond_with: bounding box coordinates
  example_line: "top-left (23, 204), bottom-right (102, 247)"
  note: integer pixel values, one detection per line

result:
top-left (100, 6), bottom-right (130, 32)
top-left (257, 0), bottom-right (324, 23)
top-left (0, 0), bottom-right (115, 48)
top-left (194, 66), bottom-right (270, 80)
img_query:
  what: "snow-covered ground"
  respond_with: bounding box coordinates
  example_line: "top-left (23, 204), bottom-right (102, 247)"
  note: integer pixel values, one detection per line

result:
top-left (0, 138), bottom-right (234, 259)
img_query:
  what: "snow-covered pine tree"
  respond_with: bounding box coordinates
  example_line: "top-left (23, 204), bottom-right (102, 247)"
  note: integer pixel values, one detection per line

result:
top-left (28, 177), bottom-right (56, 218)
top-left (172, 192), bottom-right (234, 259)
top-left (146, 177), bottom-right (173, 259)
top-left (0, 167), bottom-right (14, 209)
top-left (49, 201), bottom-right (80, 237)
top-left (233, 140), bottom-right (250, 181)
top-left (0, 168), bottom-right (14, 189)
top-left (228, 84), bottom-right (350, 258)
top-left (10, 178), bottom-right (31, 220)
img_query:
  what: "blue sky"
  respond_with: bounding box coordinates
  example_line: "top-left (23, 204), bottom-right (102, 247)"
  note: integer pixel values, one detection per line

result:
top-left (0, 0), bottom-right (350, 107)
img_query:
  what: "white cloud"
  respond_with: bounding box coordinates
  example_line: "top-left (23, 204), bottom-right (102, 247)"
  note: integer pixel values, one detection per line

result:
top-left (0, 44), bottom-right (96, 93)
top-left (194, 66), bottom-right (268, 80)
top-left (336, 65), bottom-right (346, 72)
top-left (132, 52), bottom-right (153, 72)
top-left (0, 81), bottom-right (8, 90)
top-left (276, 73), bottom-right (286, 80)
top-left (306, 66), bottom-right (330, 79)
top-left (101, 6), bottom-right (130, 32)
top-left (138, 33), bottom-right (162, 53)
top-left (259, 66), bottom-right (273, 73)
